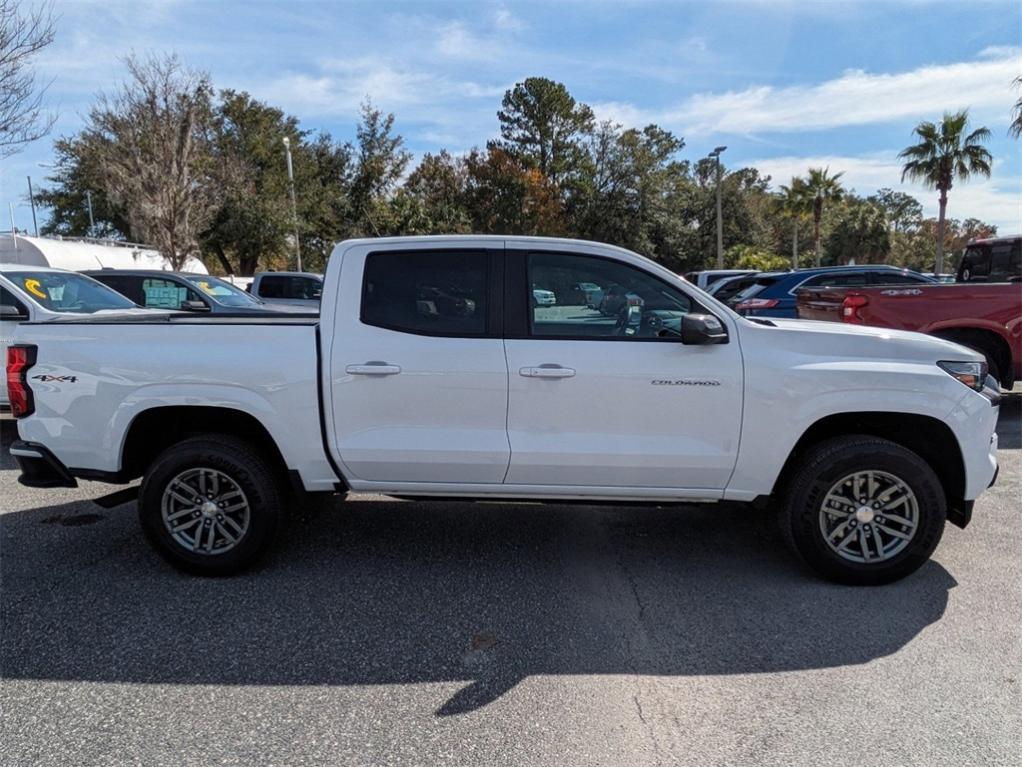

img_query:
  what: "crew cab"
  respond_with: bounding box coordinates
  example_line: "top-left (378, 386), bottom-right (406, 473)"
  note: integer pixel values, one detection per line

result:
top-left (7, 237), bottom-right (1000, 585)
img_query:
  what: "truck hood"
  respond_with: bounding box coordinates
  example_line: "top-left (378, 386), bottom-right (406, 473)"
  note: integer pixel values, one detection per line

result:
top-left (753, 317), bottom-right (985, 364)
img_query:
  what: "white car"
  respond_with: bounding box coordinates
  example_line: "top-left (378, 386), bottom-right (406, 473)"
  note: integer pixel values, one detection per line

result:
top-left (8, 236), bottom-right (999, 584)
top-left (1, 264), bottom-right (163, 413)
top-left (532, 288), bottom-right (556, 307)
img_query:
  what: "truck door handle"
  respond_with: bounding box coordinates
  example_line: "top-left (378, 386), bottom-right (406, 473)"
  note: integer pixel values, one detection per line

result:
top-left (346, 362), bottom-right (402, 376)
top-left (520, 365), bottom-right (576, 379)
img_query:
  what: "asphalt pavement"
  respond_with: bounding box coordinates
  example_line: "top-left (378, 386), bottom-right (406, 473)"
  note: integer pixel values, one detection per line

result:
top-left (2, 394), bottom-right (1020, 766)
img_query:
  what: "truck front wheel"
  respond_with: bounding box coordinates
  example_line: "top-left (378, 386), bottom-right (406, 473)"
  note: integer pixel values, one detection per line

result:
top-left (138, 435), bottom-right (284, 575)
top-left (779, 436), bottom-right (947, 585)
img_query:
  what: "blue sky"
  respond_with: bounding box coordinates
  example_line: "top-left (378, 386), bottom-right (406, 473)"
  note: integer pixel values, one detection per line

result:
top-left (2, 0), bottom-right (1020, 233)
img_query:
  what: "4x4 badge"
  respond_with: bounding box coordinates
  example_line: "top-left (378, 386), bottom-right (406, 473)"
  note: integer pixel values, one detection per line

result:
top-left (31, 374), bottom-right (78, 383)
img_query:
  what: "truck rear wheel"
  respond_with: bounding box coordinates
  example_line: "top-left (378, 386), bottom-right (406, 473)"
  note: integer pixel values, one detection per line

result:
top-left (779, 436), bottom-right (946, 585)
top-left (138, 435), bottom-right (284, 575)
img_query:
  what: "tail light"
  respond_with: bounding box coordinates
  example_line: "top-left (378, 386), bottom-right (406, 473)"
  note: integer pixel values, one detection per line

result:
top-left (6, 345), bottom-right (37, 418)
top-left (735, 298), bottom-right (779, 312)
top-left (841, 294), bottom-right (869, 324)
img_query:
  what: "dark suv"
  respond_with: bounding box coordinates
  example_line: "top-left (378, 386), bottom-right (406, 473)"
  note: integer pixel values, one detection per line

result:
top-left (730, 265), bottom-right (936, 318)
top-left (85, 270), bottom-right (312, 315)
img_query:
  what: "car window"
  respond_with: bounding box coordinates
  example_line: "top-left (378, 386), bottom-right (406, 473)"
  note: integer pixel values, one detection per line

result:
top-left (6, 271), bottom-right (137, 313)
top-left (185, 275), bottom-right (262, 307)
top-left (257, 276), bottom-right (287, 298)
top-left (958, 245), bottom-right (991, 282)
top-left (361, 250), bottom-right (488, 336)
top-left (140, 278), bottom-right (201, 309)
top-left (799, 272), bottom-right (870, 289)
top-left (731, 276), bottom-right (780, 304)
top-left (1, 286), bottom-right (29, 320)
top-left (527, 252), bottom-right (692, 339)
top-left (989, 242), bottom-right (1021, 282)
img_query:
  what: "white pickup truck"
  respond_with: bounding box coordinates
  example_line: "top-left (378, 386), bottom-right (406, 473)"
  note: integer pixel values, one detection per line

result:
top-left (7, 236), bottom-right (1000, 584)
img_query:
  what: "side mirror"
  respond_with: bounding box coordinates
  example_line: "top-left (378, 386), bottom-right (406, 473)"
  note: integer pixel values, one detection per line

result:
top-left (681, 313), bottom-right (728, 345)
top-left (180, 299), bottom-right (211, 312)
top-left (0, 303), bottom-right (28, 321)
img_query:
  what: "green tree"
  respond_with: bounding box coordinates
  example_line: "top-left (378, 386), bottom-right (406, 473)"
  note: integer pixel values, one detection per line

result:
top-left (898, 109), bottom-right (992, 274)
top-left (202, 90), bottom-right (352, 274)
top-left (777, 176), bottom-right (811, 268)
top-left (494, 77), bottom-right (594, 185)
top-left (826, 199), bottom-right (890, 265)
top-left (349, 100), bottom-right (412, 236)
top-left (572, 122), bottom-right (695, 265)
top-left (803, 167), bottom-right (844, 267)
top-left (395, 150), bottom-right (471, 234)
top-left (35, 134), bottom-right (129, 238)
top-left (868, 188), bottom-right (923, 233)
top-left (724, 244), bottom-right (789, 272)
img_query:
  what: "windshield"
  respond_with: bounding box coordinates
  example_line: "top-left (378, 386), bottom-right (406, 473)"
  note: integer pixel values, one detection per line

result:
top-left (184, 275), bottom-right (263, 307)
top-left (6, 271), bottom-right (137, 313)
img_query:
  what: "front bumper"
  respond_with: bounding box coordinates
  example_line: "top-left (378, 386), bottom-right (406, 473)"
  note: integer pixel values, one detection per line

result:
top-left (9, 440), bottom-right (78, 488)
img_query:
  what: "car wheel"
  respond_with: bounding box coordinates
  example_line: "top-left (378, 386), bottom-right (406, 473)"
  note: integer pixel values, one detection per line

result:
top-left (779, 435), bottom-right (946, 585)
top-left (139, 434), bottom-right (284, 575)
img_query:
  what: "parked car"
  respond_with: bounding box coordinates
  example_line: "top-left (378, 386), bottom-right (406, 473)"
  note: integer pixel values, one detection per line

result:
top-left (84, 270), bottom-right (313, 315)
top-left (731, 265), bottom-right (936, 318)
top-left (683, 269), bottom-right (757, 290)
top-left (707, 272), bottom-right (766, 303)
top-left (532, 288), bottom-right (557, 307)
top-left (9, 236), bottom-right (999, 585)
top-left (570, 281), bottom-right (604, 308)
top-left (247, 271), bottom-right (324, 306)
top-left (599, 284), bottom-right (644, 315)
top-left (955, 235), bottom-right (1021, 283)
top-left (796, 282), bottom-right (1021, 389)
top-left (1, 264), bottom-right (160, 412)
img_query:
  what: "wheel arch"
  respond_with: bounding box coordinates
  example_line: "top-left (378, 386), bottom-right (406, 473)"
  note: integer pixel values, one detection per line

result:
top-left (118, 405), bottom-right (291, 485)
top-left (772, 411), bottom-right (969, 528)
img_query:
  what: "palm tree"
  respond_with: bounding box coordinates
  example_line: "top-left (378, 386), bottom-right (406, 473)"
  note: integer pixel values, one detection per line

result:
top-left (804, 167), bottom-right (844, 267)
top-left (899, 109), bottom-right (992, 274)
top-left (778, 176), bottom-right (811, 269)
top-left (1011, 76), bottom-right (1021, 139)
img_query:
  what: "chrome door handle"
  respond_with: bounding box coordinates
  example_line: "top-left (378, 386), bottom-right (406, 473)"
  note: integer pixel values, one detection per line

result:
top-left (346, 362), bottom-right (402, 376)
top-left (520, 365), bottom-right (576, 379)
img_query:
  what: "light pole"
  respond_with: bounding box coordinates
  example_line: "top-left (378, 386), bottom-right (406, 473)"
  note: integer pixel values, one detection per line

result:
top-left (26, 176), bottom-right (38, 236)
top-left (708, 145), bottom-right (727, 269)
top-left (282, 136), bottom-right (302, 272)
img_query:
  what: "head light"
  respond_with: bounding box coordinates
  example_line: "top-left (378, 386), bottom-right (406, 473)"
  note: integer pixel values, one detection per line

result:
top-left (937, 360), bottom-right (988, 391)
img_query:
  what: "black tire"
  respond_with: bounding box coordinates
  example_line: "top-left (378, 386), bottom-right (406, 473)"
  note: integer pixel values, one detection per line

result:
top-left (139, 434), bottom-right (284, 575)
top-left (779, 435), bottom-right (946, 586)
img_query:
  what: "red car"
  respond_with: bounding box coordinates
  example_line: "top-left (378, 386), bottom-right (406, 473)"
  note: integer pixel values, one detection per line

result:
top-left (796, 236), bottom-right (1021, 389)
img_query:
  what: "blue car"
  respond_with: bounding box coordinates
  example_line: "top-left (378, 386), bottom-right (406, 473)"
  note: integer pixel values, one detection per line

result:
top-left (729, 265), bottom-right (936, 318)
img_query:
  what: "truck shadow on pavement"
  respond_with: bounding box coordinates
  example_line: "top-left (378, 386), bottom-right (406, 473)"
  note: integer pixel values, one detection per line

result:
top-left (2, 485), bottom-right (958, 716)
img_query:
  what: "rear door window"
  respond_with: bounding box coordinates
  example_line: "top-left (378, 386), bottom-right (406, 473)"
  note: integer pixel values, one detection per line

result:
top-left (362, 250), bottom-right (489, 336)
top-left (798, 273), bottom-right (870, 290)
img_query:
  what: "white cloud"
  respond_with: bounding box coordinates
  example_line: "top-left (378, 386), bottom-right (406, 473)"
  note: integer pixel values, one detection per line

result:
top-left (605, 47), bottom-right (1022, 136)
top-left (688, 48), bottom-right (1022, 133)
top-left (751, 152), bottom-right (1022, 233)
top-left (493, 7), bottom-right (526, 32)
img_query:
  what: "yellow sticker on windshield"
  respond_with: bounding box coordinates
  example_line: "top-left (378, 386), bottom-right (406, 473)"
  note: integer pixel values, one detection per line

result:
top-left (195, 281), bottom-right (216, 296)
top-left (24, 278), bottom-right (47, 299)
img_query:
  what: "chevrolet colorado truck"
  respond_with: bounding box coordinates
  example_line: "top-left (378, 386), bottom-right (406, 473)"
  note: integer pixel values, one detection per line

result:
top-left (7, 236), bottom-right (1001, 584)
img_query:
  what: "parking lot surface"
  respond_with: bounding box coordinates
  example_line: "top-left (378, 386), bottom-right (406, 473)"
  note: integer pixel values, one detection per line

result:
top-left (2, 395), bottom-right (1020, 767)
